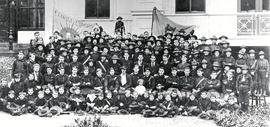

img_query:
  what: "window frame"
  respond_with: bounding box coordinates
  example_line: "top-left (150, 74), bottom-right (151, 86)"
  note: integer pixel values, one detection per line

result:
top-left (175, 0), bottom-right (206, 14)
top-left (238, 0), bottom-right (270, 12)
top-left (85, 0), bottom-right (110, 19)
top-left (17, 0), bottom-right (45, 31)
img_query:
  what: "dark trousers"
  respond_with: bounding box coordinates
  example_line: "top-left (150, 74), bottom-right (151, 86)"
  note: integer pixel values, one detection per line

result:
top-left (69, 101), bottom-right (87, 111)
top-left (257, 71), bottom-right (269, 95)
top-left (238, 86), bottom-right (250, 112)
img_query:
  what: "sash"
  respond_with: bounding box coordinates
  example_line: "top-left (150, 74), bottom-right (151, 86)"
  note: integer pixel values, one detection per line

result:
top-left (196, 77), bottom-right (205, 88)
top-left (83, 55), bottom-right (91, 65)
top-left (98, 61), bottom-right (107, 73)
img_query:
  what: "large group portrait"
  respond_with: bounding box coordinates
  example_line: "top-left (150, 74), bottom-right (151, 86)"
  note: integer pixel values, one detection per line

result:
top-left (0, 0), bottom-right (269, 127)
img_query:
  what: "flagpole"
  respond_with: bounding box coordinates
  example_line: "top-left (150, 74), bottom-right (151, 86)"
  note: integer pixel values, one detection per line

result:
top-left (52, 0), bottom-right (56, 34)
top-left (151, 7), bottom-right (156, 36)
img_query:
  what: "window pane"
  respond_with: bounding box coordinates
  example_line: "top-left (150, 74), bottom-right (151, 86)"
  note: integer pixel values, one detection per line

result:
top-left (85, 0), bottom-right (98, 18)
top-left (20, 8), bottom-right (30, 28)
top-left (20, 0), bottom-right (29, 7)
top-left (191, 0), bottom-right (205, 11)
top-left (241, 0), bottom-right (255, 11)
top-left (263, 0), bottom-right (270, 11)
top-left (29, 9), bottom-right (44, 28)
top-left (98, 0), bottom-right (110, 17)
top-left (176, 0), bottom-right (190, 12)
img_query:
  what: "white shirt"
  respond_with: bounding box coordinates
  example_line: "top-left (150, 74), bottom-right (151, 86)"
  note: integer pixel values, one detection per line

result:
top-left (121, 73), bottom-right (127, 86)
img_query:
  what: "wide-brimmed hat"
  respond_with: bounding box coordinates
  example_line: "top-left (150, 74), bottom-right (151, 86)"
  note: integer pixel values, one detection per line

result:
top-left (111, 54), bottom-right (120, 60)
top-left (199, 36), bottom-right (208, 41)
top-left (249, 49), bottom-right (256, 54)
top-left (213, 61), bottom-right (221, 67)
top-left (219, 35), bottom-right (228, 40)
top-left (116, 16), bottom-right (123, 20)
top-left (210, 35), bottom-right (218, 40)
top-left (258, 51), bottom-right (265, 55)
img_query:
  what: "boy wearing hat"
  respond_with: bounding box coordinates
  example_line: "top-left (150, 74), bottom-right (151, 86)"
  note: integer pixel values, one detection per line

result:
top-left (110, 54), bottom-right (121, 75)
top-left (256, 51), bottom-right (269, 96)
top-left (115, 16), bottom-right (125, 36)
top-left (209, 35), bottom-right (220, 52)
top-left (247, 49), bottom-right (257, 70)
top-left (222, 48), bottom-right (235, 66)
top-left (236, 65), bottom-right (253, 112)
top-left (236, 50), bottom-right (248, 68)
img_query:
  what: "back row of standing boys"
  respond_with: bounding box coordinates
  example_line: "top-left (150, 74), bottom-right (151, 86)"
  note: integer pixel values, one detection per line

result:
top-left (0, 30), bottom-right (269, 118)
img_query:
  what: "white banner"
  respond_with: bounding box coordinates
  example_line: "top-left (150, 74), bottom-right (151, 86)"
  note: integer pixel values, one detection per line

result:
top-left (53, 9), bottom-right (98, 40)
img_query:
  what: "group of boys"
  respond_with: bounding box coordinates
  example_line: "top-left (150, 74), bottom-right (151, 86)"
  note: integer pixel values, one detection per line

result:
top-left (0, 29), bottom-right (269, 118)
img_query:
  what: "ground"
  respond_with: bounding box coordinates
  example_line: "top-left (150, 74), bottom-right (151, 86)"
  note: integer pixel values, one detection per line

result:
top-left (0, 112), bottom-right (218, 127)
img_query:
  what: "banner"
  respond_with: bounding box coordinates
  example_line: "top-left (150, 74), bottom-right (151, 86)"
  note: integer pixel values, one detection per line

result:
top-left (53, 9), bottom-right (98, 40)
top-left (151, 7), bottom-right (196, 36)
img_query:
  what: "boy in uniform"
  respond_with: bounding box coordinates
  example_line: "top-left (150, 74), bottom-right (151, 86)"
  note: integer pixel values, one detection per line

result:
top-left (236, 65), bottom-right (253, 112)
top-left (256, 51), bottom-right (269, 96)
top-left (143, 93), bottom-right (158, 117)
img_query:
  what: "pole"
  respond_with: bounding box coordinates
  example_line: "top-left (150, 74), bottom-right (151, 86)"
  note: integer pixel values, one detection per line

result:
top-left (52, 0), bottom-right (56, 34)
top-left (151, 7), bottom-right (156, 36)
top-left (8, 0), bottom-right (15, 50)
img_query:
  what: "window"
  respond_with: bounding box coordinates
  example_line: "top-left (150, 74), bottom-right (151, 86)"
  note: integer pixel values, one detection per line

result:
top-left (175, 0), bottom-right (205, 13)
top-left (85, 0), bottom-right (110, 18)
top-left (238, 0), bottom-right (270, 12)
top-left (18, 0), bottom-right (45, 30)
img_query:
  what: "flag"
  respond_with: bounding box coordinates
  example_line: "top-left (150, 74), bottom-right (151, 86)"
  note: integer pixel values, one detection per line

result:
top-left (151, 7), bottom-right (196, 36)
top-left (53, 9), bottom-right (98, 40)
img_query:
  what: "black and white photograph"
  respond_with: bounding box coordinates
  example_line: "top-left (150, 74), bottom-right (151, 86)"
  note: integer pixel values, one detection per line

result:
top-left (0, 0), bottom-right (270, 127)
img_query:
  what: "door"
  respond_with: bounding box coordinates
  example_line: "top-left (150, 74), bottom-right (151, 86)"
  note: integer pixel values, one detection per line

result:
top-left (0, 0), bottom-right (8, 43)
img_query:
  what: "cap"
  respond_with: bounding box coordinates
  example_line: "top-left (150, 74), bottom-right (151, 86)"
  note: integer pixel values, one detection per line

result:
top-left (171, 67), bottom-right (177, 71)
top-left (238, 50), bottom-right (245, 55)
top-left (212, 61), bottom-right (221, 67)
top-left (242, 65), bottom-right (249, 70)
top-left (225, 48), bottom-right (232, 52)
top-left (120, 66), bottom-right (127, 70)
top-left (199, 36), bottom-right (208, 41)
top-left (249, 49), bottom-right (256, 54)
top-left (219, 35), bottom-right (228, 40)
top-left (203, 47), bottom-right (211, 51)
top-left (116, 16), bottom-right (123, 20)
top-left (111, 54), bottom-right (120, 60)
top-left (210, 35), bottom-right (218, 40)
top-left (258, 51), bottom-right (265, 55)
top-left (202, 59), bottom-right (208, 64)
